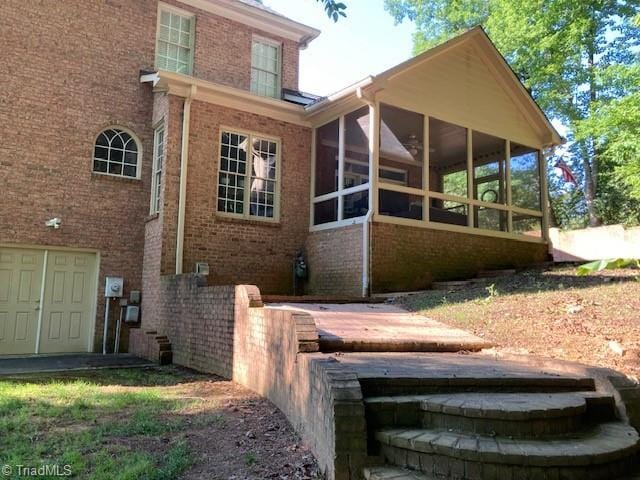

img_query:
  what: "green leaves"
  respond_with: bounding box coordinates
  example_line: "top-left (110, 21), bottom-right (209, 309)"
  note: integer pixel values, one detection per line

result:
top-left (576, 258), bottom-right (640, 276)
top-left (385, 0), bottom-right (640, 228)
top-left (318, 0), bottom-right (347, 22)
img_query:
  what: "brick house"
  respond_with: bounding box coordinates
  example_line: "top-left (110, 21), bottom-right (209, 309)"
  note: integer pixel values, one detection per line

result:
top-left (0, 0), bottom-right (561, 356)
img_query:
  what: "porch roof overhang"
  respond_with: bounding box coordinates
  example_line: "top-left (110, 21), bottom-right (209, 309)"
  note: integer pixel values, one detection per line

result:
top-left (305, 26), bottom-right (564, 148)
top-left (140, 70), bottom-right (311, 127)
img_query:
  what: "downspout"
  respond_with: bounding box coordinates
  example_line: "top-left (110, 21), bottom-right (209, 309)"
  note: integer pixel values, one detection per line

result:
top-left (357, 86), bottom-right (377, 298)
top-left (176, 85), bottom-right (197, 274)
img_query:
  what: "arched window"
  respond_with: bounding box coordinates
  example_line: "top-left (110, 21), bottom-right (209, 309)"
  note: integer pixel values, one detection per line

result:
top-left (93, 128), bottom-right (140, 178)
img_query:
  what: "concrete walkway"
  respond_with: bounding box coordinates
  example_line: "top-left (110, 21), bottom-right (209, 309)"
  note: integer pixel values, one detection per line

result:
top-left (271, 303), bottom-right (491, 353)
top-left (0, 353), bottom-right (154, 376)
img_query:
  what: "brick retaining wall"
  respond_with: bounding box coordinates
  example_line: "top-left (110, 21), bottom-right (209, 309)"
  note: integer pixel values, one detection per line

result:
top-left (131, 275), bottom-right (368, 479)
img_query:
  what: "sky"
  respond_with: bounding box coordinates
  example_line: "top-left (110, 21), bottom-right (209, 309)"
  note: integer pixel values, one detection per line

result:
top-left (262, 0), bottom-right (415, 96)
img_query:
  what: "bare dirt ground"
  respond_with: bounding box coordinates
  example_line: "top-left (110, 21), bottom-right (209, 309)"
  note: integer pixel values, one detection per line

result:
top-left (398, 266), bottom-right (640, 380)
top-left (0, 367), bottom-right (321, 480)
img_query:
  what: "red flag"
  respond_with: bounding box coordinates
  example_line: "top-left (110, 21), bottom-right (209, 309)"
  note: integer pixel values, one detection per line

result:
top-left (554, 158), bottom-right (577, 185)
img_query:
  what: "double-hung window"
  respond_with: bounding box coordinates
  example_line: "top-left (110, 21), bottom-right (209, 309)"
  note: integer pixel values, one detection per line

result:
top-left (156, 5), bottom-right (194, 75)
top-left (217, 130), bottom-right (280, 221)
top-left (251, 38), bottom-right (281, 98)
top-left (150, 124), bottom-right (165, 214)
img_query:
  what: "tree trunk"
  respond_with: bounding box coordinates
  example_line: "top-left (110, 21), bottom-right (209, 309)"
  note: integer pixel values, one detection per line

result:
top-left (582, 156), bottom-right (602, 227)
top-left (584, 24), bottom-right (603, 227)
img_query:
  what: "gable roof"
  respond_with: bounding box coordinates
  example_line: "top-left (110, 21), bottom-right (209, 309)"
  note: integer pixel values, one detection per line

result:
top-left (307, 26), bottom-right (563, 146)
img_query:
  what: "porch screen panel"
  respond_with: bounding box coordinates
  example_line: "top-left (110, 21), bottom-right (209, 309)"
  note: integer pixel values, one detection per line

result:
top-left (218, 132), bottom-right (248, 215)
top-left (472, 131), bottom-right (507, 230)
top-left (513, 214), bottom-right (542, 237)
top-left (510, 144), bottom-right (541, 211)
top-left (428, 117), bottom-right (469, 226)
top-left (474, 206), bottom-right (508, 232)
top-left (343, 107), bottom-right (370, 189)
top-left (314, 198), bottom-right (338, 225)
top-left (380, 104), bottom-right (424, 190)
top-left (315, 119), bottom-right (339, 196)
top-left (379, 190), bottom-right (424, 220)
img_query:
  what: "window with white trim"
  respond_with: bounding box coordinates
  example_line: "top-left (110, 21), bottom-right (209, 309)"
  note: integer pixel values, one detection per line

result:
top-left (217, 130), bottom-right (280, 220)
top-left (93, 128), bottom-right (140, 178)
top-left (156, 6), bottom-right (194, 75)
top-left (150, 124), bottom-right (165, 214)
top-left (251, 38), bottom-right (281, 98)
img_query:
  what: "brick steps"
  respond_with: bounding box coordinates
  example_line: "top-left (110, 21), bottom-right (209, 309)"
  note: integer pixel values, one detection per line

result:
top-left (366, 392), bottom-right (617, 438)
top-left (377, 423), bottom-right (639, 467)
top-left (318, 337), bottom-right (491, 353)
top-left (365, 387), bottom-right (639, 479)
top-left (364, 466), bottom-right (434, 480)
top-left (359, 375), bottom-right (596, 397)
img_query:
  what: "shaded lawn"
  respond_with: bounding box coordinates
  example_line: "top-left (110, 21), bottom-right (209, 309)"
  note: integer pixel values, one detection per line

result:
top-left (0, 367), bottom-right (320, 480)
top-left (400, 266), bottom-right (640, 379)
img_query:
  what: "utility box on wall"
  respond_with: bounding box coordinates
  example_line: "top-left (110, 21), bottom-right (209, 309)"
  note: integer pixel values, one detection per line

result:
top-left (105, 277), bottom-right (124, 298)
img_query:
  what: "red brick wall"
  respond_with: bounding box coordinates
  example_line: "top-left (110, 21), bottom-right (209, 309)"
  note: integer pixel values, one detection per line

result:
top-left (371, 222), bottom-right (549, 293)
top-left (0, 0), bottom-right (157, 351)
top-left (1, 0), bottom-right (303, 351)
top-left (305, 224), bottom-right (364, 297)
top-left (168, 0), bottom-right (300, 91)
top-left (158, 98), bottom-right (312, 294)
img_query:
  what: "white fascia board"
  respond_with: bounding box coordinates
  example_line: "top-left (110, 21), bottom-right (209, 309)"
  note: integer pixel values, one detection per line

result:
top-left (303, 76), bottom-right (376, 124)
top-left (150, 70), bottom-right (310, 127)
top-left (176, 0), bottom-right (321, 46)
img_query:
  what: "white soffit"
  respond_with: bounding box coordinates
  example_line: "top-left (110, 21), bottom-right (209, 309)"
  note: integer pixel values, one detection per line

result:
top-left (176, 0), bottom-right (321, 46)
top-left (142, 70), bottom-right (310, 126)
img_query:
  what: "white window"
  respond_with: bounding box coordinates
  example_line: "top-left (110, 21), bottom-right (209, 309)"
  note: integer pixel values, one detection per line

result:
top-left (150, 124), bottom-right (165, 214)
top-left (156, 5), bottom-right (194, 75)
top-left (93, 128), bottom-right (141, 179)
top-left (251, 38), bottom-right (281, 98)
top-left (217, 130), bottom-right (280, 221)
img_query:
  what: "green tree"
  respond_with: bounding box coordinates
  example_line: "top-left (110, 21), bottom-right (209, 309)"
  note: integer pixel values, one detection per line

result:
top-left (317, 0), bottom-right (347, 21)
top-left (385, 0), bottom-right (640, 227)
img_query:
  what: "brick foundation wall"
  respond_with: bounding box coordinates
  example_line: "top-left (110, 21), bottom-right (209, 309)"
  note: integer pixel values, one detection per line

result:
top-left (305, 224), bottom-right (364, 297)
top-left (371, 222), bottom-right (549, 293)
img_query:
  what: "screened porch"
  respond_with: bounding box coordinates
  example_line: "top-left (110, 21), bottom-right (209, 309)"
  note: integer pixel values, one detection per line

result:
top-left (310, 102), bottom-right (548, 242)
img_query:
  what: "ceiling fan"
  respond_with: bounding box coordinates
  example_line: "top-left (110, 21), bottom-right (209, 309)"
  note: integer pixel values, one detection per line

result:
top-left (402, 134), bottom-right (423, 157)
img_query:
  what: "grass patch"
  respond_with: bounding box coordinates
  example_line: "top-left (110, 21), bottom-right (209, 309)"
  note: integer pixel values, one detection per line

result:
top-left (0, 368), bottom-right (200, 479)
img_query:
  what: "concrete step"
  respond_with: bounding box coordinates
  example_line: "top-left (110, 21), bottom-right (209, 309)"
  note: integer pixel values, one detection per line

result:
top-left (376, 423), bottom-right (640, 479)
top-left (363, 466), bottom-right (434, 480)
top-left (366, 392), bottom-right (614, 438)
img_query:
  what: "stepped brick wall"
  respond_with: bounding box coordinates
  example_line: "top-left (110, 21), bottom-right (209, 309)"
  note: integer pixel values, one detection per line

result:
top-left (130, 276), bottom-right (368, 480)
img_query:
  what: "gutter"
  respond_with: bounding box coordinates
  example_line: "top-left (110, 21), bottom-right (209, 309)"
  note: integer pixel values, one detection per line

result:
top-left (305, 76), bottom-right (375, 116)
top-left (176, 85), bottom-right (197, 274)
top-left (357, 86), bottom-right (378, 298)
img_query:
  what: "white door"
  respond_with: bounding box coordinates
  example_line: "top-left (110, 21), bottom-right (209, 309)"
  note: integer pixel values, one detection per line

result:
top-left (39, 251), bottom-right (97, 354)
top-left (0, 249), bottom-right (44, 355)
top-left (0, 247), bottom-right (97, 355)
